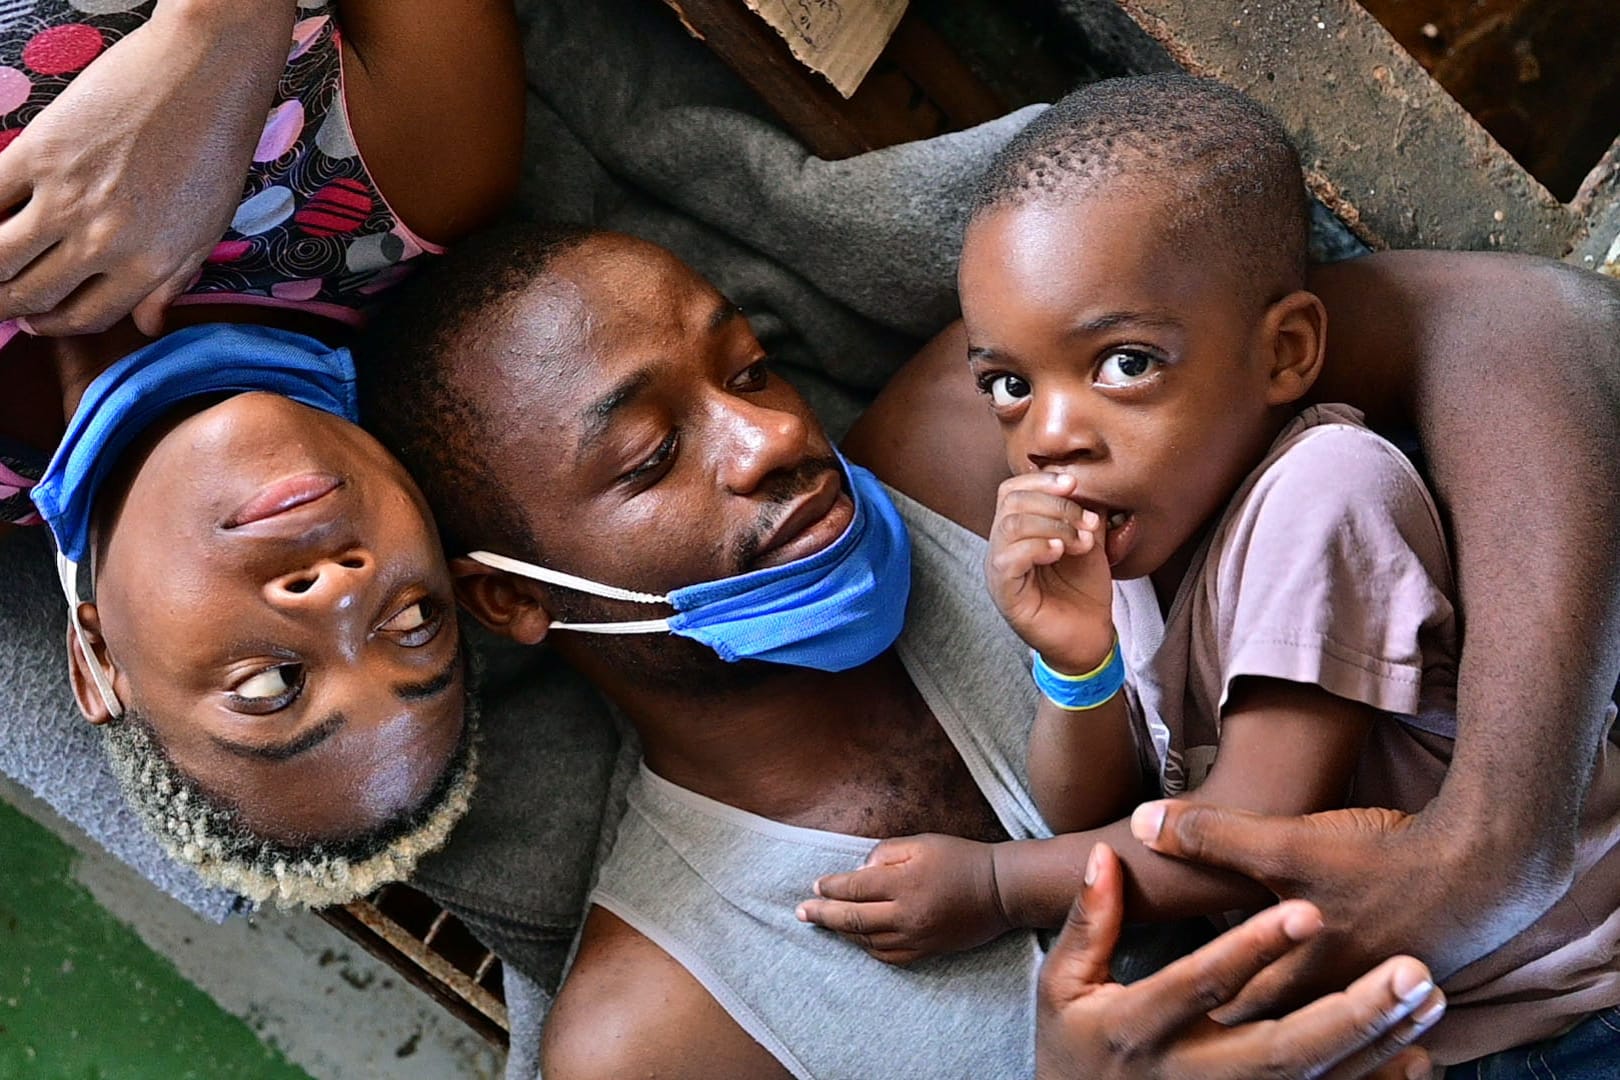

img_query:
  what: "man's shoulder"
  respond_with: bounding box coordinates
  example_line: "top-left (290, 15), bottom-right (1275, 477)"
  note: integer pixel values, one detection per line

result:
top-left (543, 907), bottom-right (792, 1080)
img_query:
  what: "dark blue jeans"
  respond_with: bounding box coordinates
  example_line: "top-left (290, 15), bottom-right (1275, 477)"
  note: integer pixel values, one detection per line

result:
top-left (1452, 1006), bottom-right (1620, 1079)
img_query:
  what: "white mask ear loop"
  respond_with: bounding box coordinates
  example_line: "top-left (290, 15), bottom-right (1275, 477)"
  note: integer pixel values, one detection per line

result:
top-left (466, 550), bottom-right (675, 635)
top-left (55, 550), bottom-right (124, 719)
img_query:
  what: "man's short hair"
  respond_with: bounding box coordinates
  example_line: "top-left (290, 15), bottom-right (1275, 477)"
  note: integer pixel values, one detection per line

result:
top-left (971, 73), bottom-right (1310, 305)
top-left (101, 659), bottom-right (480, 908)
top-left (356, 223), bottom-right (596, 560)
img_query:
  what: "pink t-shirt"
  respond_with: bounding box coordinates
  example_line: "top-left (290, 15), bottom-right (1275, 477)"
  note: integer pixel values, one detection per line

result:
top-left (1112, 403), bottom-right (1620, 1063)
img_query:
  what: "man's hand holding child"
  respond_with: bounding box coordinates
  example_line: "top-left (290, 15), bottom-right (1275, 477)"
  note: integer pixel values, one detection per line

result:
top-left (796, 834), bottom-right (1013, 965)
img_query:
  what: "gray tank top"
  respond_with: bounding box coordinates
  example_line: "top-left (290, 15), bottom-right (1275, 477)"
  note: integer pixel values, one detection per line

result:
top-left (591, 489), bottom-right (1052, 1079)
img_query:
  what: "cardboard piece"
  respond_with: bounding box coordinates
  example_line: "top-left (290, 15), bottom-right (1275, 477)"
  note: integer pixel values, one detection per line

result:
top-left (742, 0), bottom-right (908, 98)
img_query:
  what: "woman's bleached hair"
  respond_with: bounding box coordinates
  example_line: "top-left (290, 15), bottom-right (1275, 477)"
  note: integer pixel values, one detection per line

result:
top-left (98, 677), bottom-right (481, 909)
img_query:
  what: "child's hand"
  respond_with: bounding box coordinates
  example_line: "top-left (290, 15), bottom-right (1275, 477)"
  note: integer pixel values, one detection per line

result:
top-left (795, 834), bottom-right (1011, 965)
top-left (986, 471), bottom-right (1116, 673)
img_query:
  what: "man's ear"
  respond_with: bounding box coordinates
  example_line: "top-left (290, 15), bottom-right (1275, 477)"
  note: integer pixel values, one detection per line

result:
top-left (1259, 290), bottom-right (1327, 407)
top-left (451, 556), bottom-right (553, 645)
top-left (65, 603), bottom-right (120, 725)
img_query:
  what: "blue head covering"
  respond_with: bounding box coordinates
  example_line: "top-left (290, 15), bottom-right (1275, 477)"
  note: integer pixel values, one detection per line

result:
top-left (30, 323), bottom-right (357, 718)
top-left (32, 323), bottom-right (357, 564)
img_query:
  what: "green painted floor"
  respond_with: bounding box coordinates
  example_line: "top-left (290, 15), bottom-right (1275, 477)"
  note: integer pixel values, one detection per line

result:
top-left (0, 798), bottom-right (314, 1080)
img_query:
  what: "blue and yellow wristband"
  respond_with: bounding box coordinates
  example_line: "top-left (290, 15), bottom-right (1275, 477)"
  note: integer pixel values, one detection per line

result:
top-left (1032, 639), bottom-right (1126, 711)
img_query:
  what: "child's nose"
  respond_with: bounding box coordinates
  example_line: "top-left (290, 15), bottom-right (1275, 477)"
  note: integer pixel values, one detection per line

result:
top-left (1025, 395), bottom-right (1105, 468)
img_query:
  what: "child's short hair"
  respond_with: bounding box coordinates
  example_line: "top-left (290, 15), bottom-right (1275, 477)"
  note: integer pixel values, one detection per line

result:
top-left (972, 73), bottom-right (1311, 308)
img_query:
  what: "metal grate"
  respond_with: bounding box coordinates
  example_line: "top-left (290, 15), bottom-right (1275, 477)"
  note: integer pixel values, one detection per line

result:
top-left (320, 884), bottom-right (509, 1050)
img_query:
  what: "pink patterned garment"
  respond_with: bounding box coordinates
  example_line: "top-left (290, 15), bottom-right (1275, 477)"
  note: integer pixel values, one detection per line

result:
top-left (0, 0), bottom-right (442, 331)
top-left (0, 0), bottom-right (443, 522)
top-left (0, 440), bottom-right (41, 524)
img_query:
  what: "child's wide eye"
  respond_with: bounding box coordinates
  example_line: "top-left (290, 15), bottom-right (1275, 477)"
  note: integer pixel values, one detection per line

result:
top-left (987, 374), bottom-right (1031, 408)
top-left (1096, 350), bottom-right (1159, 387)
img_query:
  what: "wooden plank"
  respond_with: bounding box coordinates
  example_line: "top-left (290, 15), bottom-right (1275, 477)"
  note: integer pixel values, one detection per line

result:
top-left (660, 0), bottom-right (1005, 159)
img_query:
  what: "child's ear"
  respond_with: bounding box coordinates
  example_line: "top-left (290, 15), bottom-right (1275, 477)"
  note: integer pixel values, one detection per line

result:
top-left (65, 603), bottom-right (121, 725)
top-left (1260, 290), bottom-right (1327, 407)
top-left (450, 556), bottom-right (553, 645)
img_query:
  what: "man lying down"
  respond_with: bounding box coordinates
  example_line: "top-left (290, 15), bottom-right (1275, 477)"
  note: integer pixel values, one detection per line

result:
top-left (339, 220), bottom-right (1620, 1077)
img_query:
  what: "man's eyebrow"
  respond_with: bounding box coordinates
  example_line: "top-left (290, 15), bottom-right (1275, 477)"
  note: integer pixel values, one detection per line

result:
top-left (393, 644), bottom-right (462, 703)
top-left (576, 369), bottom-right (654, 457)
top-left (210, 711), bottom-right (345, 763)
top-left (1071, 310), bottom-right (1183, 334)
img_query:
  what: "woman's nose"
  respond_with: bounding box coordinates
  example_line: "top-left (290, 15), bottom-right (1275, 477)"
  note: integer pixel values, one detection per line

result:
top-left (267, 549), bottom-right (375, 611)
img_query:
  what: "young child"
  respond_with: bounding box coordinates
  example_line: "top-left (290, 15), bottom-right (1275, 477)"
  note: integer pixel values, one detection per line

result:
top-left (799, 75), bottom-right (1620, 1070)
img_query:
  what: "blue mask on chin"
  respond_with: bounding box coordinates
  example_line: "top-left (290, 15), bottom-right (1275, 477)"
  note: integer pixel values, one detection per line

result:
top-left (31, 323), bottom-right (357, 719)
top-left (468, 455), bottom-right (912, 673)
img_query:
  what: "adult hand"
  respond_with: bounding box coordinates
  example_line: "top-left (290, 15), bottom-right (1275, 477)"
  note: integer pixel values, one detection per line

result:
top-left (1036, 843), bottom-right (1444, 1080)
top-left (796, 834), bottom-right (1011, 965)
top-left (986, 471), bottom-right (1116, 674)
top-left (0, 0), bottom-right (295, 336)
top-left (1129, 800), bottom-right (1533, 1020)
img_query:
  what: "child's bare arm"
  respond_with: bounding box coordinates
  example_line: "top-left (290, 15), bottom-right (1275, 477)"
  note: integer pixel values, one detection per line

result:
top-left (800, 677), bottom-right (1373, 959)
top-left (1029, 693), bottom-right (1142, 834)
top-left (985, 471), bottom-right (1138, 829)
top-left (1001, 677), bottom-right (1375, 928)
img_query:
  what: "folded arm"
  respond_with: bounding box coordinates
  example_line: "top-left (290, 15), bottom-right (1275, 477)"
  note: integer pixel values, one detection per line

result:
top-left (0, 0), bottom-right (297, 335)
top-left (0, 0), bottom-right (523, 338)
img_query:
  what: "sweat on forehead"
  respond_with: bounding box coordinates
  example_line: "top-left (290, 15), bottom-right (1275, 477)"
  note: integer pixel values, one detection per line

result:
top-left (971, 73), bottom-right (1310, 304)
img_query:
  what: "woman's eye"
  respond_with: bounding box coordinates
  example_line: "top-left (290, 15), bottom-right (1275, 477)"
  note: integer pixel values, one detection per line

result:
top-left (235, 663), bottom-right (303, 702)
top-left (1096, 350), bottom-right (1160, 387)
top-left (986, 374), bottom-right (1031, 409)
top-left (732, 358), bottom-right (770, 392)
top-left (380, 599), bottom-right (442, 646)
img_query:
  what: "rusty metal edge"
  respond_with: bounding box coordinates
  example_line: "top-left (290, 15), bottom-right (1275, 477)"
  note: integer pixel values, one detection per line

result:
top-left (1109, 0), bottom-right (1577, 255)
top-left (1570, 133), bottom-right (1620, 274)
top-left (320, 902), bottom-right (510, 1047)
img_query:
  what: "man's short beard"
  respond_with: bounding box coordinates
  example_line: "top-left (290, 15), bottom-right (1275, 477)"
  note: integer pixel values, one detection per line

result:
top-left (734, 455), bottom-right (842, 573)
top-left (546, 454), bottom-right (843, 697)
top-left (98, 682), bottom-right (481, 909)
top-left (564, 626), bottom-right (784, 698)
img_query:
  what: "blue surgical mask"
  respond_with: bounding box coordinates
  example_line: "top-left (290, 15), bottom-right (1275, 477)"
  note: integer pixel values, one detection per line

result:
top-left (31, 323), bottom-right (358, 719)
top-left (468, 456), bottom-right (912, 673)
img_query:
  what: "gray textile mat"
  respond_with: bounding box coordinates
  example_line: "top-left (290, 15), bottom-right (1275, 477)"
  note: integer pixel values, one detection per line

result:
top-left (411, 629), bottom-right (622, 998)
top-left (0, 527), bottom-right (239, 920)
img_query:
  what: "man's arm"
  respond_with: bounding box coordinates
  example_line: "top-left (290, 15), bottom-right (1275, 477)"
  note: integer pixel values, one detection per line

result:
top-left (1283, 253), bottom-right (1620, 973)
top-left (844, 320), bottom-right (1004, 536)
top-left (542, 907), bottom-right (792, 1080)
top-left (336, 0), bottom-right (525, 246)
top-left (558, 874), bottom-right (1444, 1079)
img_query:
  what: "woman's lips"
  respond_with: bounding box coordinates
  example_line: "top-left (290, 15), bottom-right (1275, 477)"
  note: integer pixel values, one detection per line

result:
top-left (224, 472), bottom-right (344, 528)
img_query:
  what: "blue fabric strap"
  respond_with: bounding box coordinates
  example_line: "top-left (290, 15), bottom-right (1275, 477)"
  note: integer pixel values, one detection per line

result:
top-left (1032, 640), bottom-right (1126, 711)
